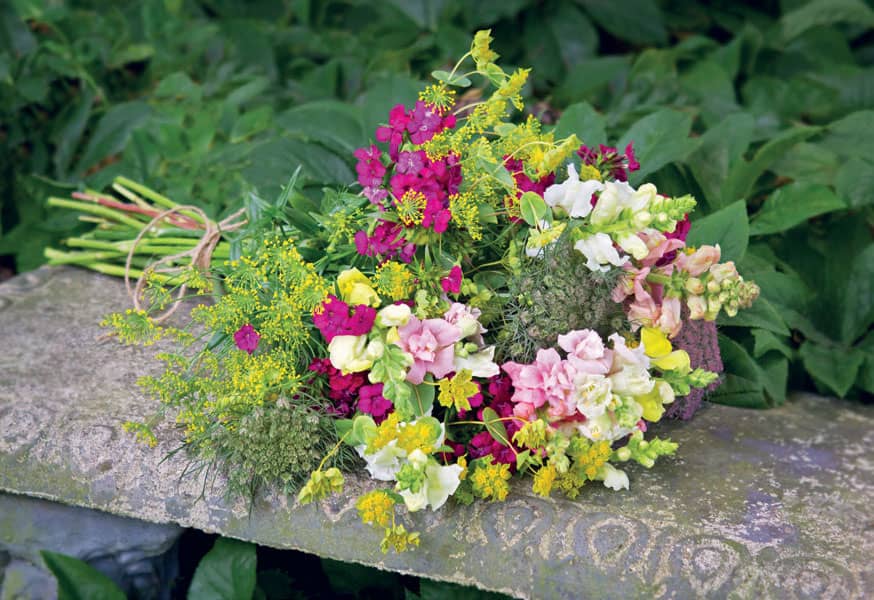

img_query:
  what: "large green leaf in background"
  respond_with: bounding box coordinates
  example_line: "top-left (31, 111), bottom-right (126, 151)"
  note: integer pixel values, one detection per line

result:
top-left (188, 538), bottom-right (257, 600)
top-left (40, 551), bottom-right (125, 600)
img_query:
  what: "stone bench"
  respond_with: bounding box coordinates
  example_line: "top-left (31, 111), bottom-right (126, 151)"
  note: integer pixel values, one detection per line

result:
top-left (1, 266), bottom-right (872, 599)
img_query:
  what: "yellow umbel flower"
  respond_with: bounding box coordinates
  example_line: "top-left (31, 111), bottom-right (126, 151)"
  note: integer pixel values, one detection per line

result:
top-left (532, 464), bottom-right (557, 498)
top-left (448, 193), bottom-right (483, 240)
top-left (470, 457), bottom-right (511, 501)
top-left (375, 261), bottom-right (415, 301)
top-left (437, 369), bottom-right (479, 412)
top-left (356, 489), bottom-right (396, 528)
top-left (395, 190), bottom-right (428, 226)
top-left (419, 84), bottom-right (456, 115)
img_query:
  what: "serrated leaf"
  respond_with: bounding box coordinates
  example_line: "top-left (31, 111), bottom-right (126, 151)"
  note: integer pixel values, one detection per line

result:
top-left (482, 407), bottom-right (510, 447)
top-left (40, 551), bottom-right (126, 600)
top-left (686, 200), bottom-right (749, 262)
top-left (188, 538), bottom-right (256, 600)
top-left (750, 182), bottom-right (846, 236)
top-left (841, 243), bottom-right (874, 344)
top-left (799, 341), bottom-right (865, 398)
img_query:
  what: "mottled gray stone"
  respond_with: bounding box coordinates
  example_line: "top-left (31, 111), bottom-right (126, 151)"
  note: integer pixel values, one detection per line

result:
top-left (1, 266), bottom-right (873, 599)
top-left (0, 493), bottom-right (181, 600)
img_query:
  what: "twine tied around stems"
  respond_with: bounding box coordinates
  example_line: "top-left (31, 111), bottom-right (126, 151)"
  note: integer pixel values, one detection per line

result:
top-left (125, 205), bottom-right (247, 323)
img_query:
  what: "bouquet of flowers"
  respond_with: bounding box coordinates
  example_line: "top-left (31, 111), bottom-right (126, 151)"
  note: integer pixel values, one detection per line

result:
top-left (56, 31), bottom-right (759, 553)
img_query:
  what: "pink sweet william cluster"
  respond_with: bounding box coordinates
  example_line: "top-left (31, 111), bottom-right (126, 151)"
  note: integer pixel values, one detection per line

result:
top-left (308, 358), bottom-right (392, 422)
top-left (352, 100), bottom-right (461, 249)
top-left (312, 295), bottom-right (376, 343)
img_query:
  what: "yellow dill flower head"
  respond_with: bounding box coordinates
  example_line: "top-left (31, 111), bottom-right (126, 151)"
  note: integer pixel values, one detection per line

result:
top-left (437, 369), bottom-right (479, 412)
top-left (537, 134), bottom-right (581, 178)
top-left (356, 489), bottom-right (396, 529)
top-left (419, 84), bottom-right (456, 115)
top-left (375, 261), bottom-right (415, 301)
top-left (457, 455), bottom-right (468, 480)
top-left (395, 190), bottom-right (428, 226)
top-left (532, 464), bottom-right (557, 498)
top-left (448, 193), bottom-right (483, 240)
top-left (470, 457), bottom-right (511, 501)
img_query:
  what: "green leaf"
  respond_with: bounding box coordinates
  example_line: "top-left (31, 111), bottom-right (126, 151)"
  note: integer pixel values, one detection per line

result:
top-left (578, 0), bottom-right (668, 46)
top-left (821, 110), bottom-right (874, 162)
top-left (40, 551), bottom-right (125, 600)
top-left (685, 112), bottom-right (755, 210)
top-left (188, 537), bottom-right (257, 600)
top-left (431, 69), bottom-right (471, 87)
top-left (230, 106), bottom-right (274, 142)
top-left (411, 380), bottom-right (436, 417)
top-left (106, 43), bottom-right (155, 68)
top-left (781, 0), bottom-right (874, 41)
top-left (553, 102), bottom-right (606, 148)
top-left (749, 182), bottom-right (846, 236)
top-left (519, 191), bottom-right (548, 227)
top-left (73, 102), bottom-right (152, 177)
top-left (799, 341), bottom-right (865, 398)
top-left (759, 354), bottom-right (788, 406)
top-left (717, 297), bottom-right (790, 336)
top-left (770, 143), bottom-right (839, 187)
top-left (835, 157), bottom-right (874, 208)
top-left (721, 125), bottom-right (820, 206)
top-left (709, 374), bottom-right (768, 408)
top-left (618, 109), bottom-right (700, 184)
top-left (554, 56), bottom-right (631, 105)
top-left (482, 407), bottom-right (510, 447)
top-left (686, 200), bottom-right (749, 262)
top-left (751, 329), bottom-right (794, 360)
top-left (857, 332), bottom-right (874, 394)
top-left (277, 101), bottom-right (365, 155)
top-left (841, 243), bottom-right (874, 345)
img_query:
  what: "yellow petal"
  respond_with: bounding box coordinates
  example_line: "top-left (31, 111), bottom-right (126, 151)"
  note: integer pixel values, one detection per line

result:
top-left (641, 327), bottom-right (672, 358)
top-left (636, 392), bottom-right (665, 422)
top-left (651, 350), bottom-right (691, 373)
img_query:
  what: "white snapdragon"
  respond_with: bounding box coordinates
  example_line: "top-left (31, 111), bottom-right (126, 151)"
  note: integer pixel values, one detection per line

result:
top-left (574, 232), bottom-right (628, 272)
top-left (544, 164), bottom-right (605, 218)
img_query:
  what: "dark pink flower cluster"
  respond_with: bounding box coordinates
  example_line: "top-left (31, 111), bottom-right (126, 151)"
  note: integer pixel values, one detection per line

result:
top-left (377, 102), bottom-right (456, 160)
top-left (308, 359), bottom-right (393, 422)
top-left (354, 220), bottom-right (415, 263)
top-left (234, 324), bottom-right (260, 354)
top-left (440, 265), bottom-right (463, 294)
top-left (505, 157), bottom-right (555, 195)
top-left (390, 150), bottom-right (460, 234)
top-left (353, 145), bottom-right (389, 205)
top-left (577, 142), bottom-right (640, 182)
top-left (443, 374), bottom-right (523, 468)
top-left (312, 295), bottom-right (376, 343)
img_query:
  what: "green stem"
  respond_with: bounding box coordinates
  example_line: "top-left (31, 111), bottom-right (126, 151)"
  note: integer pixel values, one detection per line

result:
top-left (114, 176), bottom-right (206, 225)
top-left (646, 272), bottom-right (672, 285)
top-left (48, 197), bottom-right (146, 230)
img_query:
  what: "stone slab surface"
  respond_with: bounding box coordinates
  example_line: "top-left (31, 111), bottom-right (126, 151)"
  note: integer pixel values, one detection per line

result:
top-left (1, 266), bottom-right (873, 599)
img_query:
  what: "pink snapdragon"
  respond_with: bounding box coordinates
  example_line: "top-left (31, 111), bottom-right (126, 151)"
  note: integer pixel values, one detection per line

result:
top-left (502, 348), bottom-right (576, 420)
top-left (396, 315), bottom-right (462, 384)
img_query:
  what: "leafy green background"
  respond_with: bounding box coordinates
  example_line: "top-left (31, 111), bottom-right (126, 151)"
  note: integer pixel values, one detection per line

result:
top-left (1, 1), bottom-right (872, 410)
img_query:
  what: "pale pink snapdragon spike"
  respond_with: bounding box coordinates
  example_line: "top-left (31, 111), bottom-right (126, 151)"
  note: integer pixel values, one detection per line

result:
top-left (396, 315), bottom-right (462, 384)
top-left (675, 245), bottom-right (721, 276)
